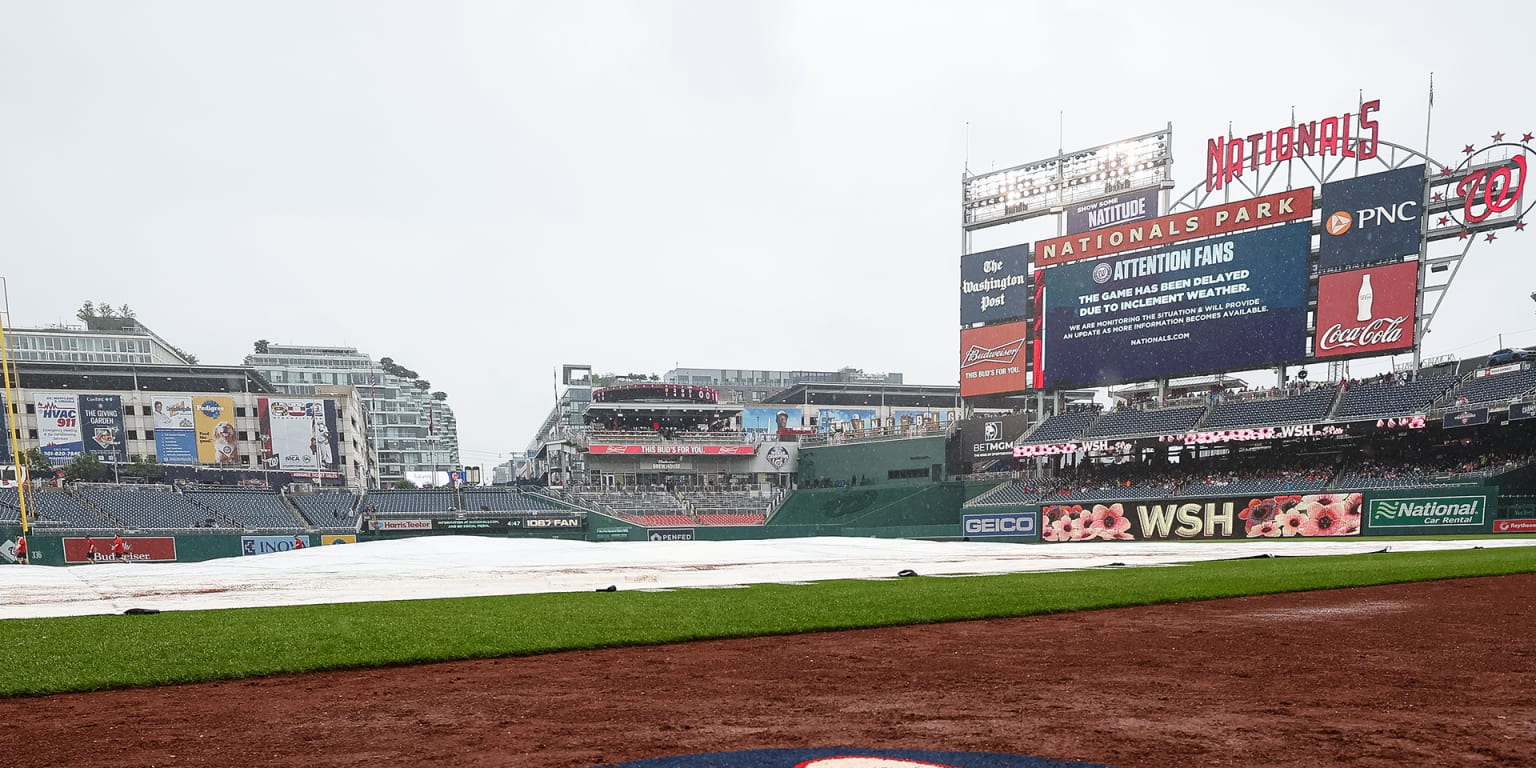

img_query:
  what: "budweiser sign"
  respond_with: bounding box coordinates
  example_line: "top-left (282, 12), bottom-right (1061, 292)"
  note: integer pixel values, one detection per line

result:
top-left (961, 338), bottom-right (1024, 369)
top-left (1313, 262), bottom-right (1417, 360)
top-left (1318, 316), bottom-right (1408, 352)
top-left (960, 321), bottom-right (1031, 397)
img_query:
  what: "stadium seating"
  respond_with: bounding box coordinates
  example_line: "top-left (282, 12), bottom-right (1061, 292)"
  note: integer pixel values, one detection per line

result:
top-left (0, 488), bottom-right (112, 529)
top-left (1202, 386), bottom-right (1339, 429)
top-left (679, 489), bottom-right (774, 519)
top-left (964, 481), bottom-right (1044, 506)
top-left (289, 492), bottom-right (361, 527)
top-left (1334, 375), bottom-right (1457, 419)
top-left (185, 489), bottom-right (301, 530)
top-left (363, 489), bottom-right (458, 515)
top-left (75, 486), bottom-right (232, 529)
top-left (462, 489), bottom-right (565, 512)
top-left (621, 513), bottom-right (696, 527)
top-left (1440, 369), bottom-right (1536, 407)
top-left (694, 512), bottom-right (767, 526)
top-left (566, 488), bottom-right (692, 522)
top-left (1084, 406), bottom-right (1205, 438)
top-left (1018, 410), bottom-right (1098, 444)
top-left (1178, 474), bottom-right (1331, 497)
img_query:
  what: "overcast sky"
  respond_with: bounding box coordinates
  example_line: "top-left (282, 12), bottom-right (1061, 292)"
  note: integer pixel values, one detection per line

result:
top-left (4, 1), bottom-right (1536, 467)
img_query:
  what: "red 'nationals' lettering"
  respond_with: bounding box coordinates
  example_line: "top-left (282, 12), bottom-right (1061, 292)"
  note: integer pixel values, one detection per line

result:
top-left (1207, 100), bottom-right (1381, 192)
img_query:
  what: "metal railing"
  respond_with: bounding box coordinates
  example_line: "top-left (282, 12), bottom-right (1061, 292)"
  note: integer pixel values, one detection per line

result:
top-left (796, 422), bottom-right (946, 448)
top-left (584, 430), bottom-right (751, 445)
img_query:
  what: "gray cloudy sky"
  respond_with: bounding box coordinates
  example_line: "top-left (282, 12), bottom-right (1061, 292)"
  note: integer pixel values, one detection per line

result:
top-left (4, 1), bottom-right (1535, 467)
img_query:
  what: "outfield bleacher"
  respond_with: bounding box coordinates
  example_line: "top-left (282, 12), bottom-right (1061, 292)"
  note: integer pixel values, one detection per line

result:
top-left (462, 489), bottom-right (564, 512)
top-left (186, 489), bottom-right (300, 530)
top-left (1, 488), bottom-right (112, 529)
top-left (1440, 368), bottom-right (1536, 407)
top-left (1018, 410), bottom-right (1098, 444)
top-left (1085, 406), bottom-right (1205, 438)
top-left (364, 489), bottom-right (458, 515)
top-left (75, 486), bottom-right (232, 530)
top-left (964, 481), bottom-right (1044, 507)
top-left (1334, 375), bottom-right (1457, 419)
top-left (289, 492), bottom-right (360, 527)
top-left (1202, 386), bottom-right (1339, 429)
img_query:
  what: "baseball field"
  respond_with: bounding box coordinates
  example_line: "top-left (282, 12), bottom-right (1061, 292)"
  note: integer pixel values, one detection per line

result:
top-left (1, 542), bottom-right (1534, 766)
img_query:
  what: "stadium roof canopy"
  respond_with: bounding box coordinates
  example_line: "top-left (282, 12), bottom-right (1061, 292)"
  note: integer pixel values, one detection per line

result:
top-left (763, 382), bottom-right (960, 409)
top-left (13, 361), bottom-right (280, 394)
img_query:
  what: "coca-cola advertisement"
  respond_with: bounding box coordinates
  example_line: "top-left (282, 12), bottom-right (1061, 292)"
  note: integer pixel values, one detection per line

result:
top-left (1313, 262), bottom-right (1417, 360)
top-left (960, 321), bottom-right (1030, 397)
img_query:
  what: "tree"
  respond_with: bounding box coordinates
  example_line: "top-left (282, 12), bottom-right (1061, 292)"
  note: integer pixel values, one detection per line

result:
top-left (392, 478), bottom-right (416, 489)
top-left (21, 448), bottom-right (53, 478)
top-left (63, 453), bottom-right (106, 484)
top-left (118, 304), bottom-right (136, 319)
top-left (432, 391), bottom-right (448, 401)
top-left (76, 301), bottom-right (96, 321)
top-left (123, 454), bottom-right (162, 480)
top-left (253, 339), bottom-right (270, 354)
top-left (414, 380), bottom-right (431, 392)
top-left (97, 302), bottom-right (118, 318)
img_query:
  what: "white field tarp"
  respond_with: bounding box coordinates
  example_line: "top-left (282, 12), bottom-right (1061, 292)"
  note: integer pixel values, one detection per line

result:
top-left (2, 535), bottom-right (1533, 620)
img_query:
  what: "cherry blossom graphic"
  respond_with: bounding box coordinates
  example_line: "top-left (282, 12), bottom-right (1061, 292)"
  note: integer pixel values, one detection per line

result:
top-left (1244, 494), bottom-right (1360, 538)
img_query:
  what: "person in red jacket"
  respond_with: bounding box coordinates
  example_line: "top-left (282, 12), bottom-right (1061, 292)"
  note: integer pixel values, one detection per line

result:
top-left (13, 535), bottom-right (26, 565)
top-left (292, 535), bottom-right (306, 550)
top-left (111, 534), bottom-right (127, 562)
top-left (85, 536), bottom-right (101, 563)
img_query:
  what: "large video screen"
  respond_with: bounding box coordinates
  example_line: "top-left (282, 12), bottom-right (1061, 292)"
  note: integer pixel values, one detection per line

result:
top-left (1040, 221), bottom-right (1310, 389)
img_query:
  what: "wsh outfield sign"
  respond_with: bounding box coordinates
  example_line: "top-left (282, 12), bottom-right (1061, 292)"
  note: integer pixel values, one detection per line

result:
top-left (1368, 495), bottom-right (1486, 530)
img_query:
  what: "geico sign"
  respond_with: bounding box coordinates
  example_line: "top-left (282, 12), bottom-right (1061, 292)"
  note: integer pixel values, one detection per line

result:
top-left (963, 514), bottom-right (1037, 536)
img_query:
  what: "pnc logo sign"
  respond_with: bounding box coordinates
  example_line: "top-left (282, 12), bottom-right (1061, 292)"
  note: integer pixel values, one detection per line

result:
top-left (1324, 201), bottom-right (1418, 238)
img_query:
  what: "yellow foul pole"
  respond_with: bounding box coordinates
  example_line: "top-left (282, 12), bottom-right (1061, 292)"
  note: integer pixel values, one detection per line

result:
top-left (0, 278), bottom-right (29, 536)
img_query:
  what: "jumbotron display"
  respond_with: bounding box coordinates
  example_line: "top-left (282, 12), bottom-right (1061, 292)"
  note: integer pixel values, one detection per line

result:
top-left (591, 383), bottom-right (719, 404)
top-left (1038, 221), bottom-right (1311, 389)
top-left (952, 93), bottom-right (1536, 399)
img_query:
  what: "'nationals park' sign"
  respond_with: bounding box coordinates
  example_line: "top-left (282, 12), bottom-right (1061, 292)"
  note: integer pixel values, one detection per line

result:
top-left (1034, 188), bottom-right (1313, 268)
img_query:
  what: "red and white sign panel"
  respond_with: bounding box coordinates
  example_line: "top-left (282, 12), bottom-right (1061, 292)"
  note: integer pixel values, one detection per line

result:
top-left (1313, 261), bottom-right (1417, 359)
top-left (1494, 519), bottom-right (1536, 533)
top-left (1034, 188), bottom-right (1314, 268)
top-left (960, 321), bottom-right (1030, 397)
top-left (587, 445), bottom-right (756, 455)
top-left (63, 536), bottom-right (177, 564)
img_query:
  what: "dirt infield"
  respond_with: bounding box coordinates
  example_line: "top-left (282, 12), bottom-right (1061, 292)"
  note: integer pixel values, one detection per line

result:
top-left (6, 573), bottom-right (1534, 767)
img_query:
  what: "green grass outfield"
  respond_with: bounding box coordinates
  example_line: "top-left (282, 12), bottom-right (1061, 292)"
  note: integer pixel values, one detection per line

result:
top-left (1, 546), bottom-right (1533, 698)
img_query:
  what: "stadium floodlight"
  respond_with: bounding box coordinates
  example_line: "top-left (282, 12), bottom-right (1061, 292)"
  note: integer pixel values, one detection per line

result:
top-left (962, 126), bottom-right (1173, 231)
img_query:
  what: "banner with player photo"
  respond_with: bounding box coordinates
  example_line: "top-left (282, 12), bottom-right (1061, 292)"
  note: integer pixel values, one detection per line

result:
top-left (152, 395), bottom-right (198, 465)
top-left (268, 399), bottom-right (340, 472)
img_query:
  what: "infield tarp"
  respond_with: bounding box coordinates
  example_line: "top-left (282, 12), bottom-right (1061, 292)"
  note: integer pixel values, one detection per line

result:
top-left (1, 536), bottom-right (1532, 620)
